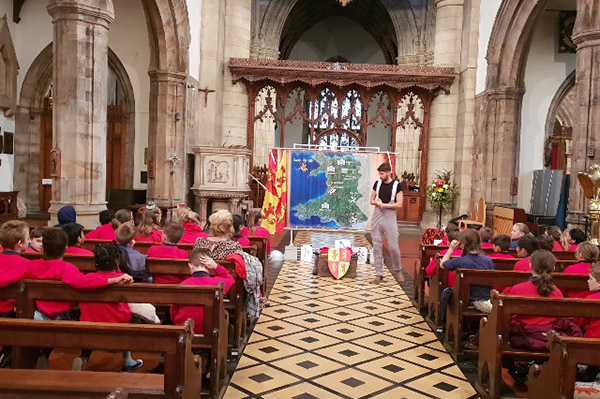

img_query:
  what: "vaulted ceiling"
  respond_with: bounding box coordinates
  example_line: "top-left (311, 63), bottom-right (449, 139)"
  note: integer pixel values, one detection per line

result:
top-left (278, 0), bottom-right (398, 64)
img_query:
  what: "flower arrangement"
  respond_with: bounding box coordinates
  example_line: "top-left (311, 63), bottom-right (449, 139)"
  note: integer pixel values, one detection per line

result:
top-left (425, 170), bottom-right (460, 228)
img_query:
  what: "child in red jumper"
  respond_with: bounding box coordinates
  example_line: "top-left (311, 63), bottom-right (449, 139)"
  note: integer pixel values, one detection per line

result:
top-left (147, 223), bottom-right (188, 285)
top-left (176, 207), bottom-right (209, 244)
top-left (0, 221), bottom-right (31, 316)
top-left (567, 229), bottom-right (587, 252)
top-left (241, 211), bottom-right (271, 253)
top-left (134, 208), bottom-right (163, 243)
top-left (577, 264), bottom-right (600, 381)
top-left (233, 215), bottom-right (251, 247)
top-left (72, 242), bottom-right (141, 373)
top-left (479, 227), bottom-right (494, 249)
top-left (563, 242), bottom-right (598, 299)
top-left (63, 223), bottom-right (93, 255)
top-left (170, 248), bottom-right (235, 334)
top-left (25, 228), bottom-right (44, 254)
top-left (425, 229), bottom-right (460, 285)
top-left (488, 235), bottom-right (513, 259)
top-left (513, 236), bottom-right (540, 271)
top-left (85, 209), bottom-right (133, 241)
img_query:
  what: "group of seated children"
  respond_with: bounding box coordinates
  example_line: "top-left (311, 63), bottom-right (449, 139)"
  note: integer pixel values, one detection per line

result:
top-left (0, 219), bottom-right (236, 372)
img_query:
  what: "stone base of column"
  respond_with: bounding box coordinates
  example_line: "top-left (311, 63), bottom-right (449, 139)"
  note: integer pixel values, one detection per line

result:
top-left (566, 211), bottom-right (588, 230)
top-left (48, 202), bottom-right (107, 229)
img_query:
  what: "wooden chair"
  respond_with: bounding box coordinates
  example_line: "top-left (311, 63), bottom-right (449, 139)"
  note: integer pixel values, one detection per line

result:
top-left (477, 292), bottom-right (600, 399)
top-left (458, 197), bottom-right (486, 230)
top-left (528, 332), bottom-right (600, 399)
top-left (0, 319), bottom-right (202, 399)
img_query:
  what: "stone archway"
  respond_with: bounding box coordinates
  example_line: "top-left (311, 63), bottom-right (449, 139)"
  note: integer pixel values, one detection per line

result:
top-left (141, 0), bottom-right (191, 206)
top-left (472, 0), bottom-right (551, 206)
top-left (14, 43), bottom-right (137, 214)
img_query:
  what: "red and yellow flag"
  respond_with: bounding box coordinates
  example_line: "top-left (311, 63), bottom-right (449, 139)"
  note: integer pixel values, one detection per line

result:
top-left (261, 149), bottom-right (288, 234)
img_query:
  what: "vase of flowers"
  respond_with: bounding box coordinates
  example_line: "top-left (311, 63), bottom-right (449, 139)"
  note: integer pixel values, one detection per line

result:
top-left (425, 170), bottom-right (460, 229)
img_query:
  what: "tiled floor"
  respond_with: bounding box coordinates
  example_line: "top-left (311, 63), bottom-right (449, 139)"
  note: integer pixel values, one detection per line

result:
top-left (224, 261), bottom-right (479, 399)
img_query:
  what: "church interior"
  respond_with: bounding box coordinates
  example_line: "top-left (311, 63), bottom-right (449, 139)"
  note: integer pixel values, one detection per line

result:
top-left (1, 0), bottom-right (600, 398)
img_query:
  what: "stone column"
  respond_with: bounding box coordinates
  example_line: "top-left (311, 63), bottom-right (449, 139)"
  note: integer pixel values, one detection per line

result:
top-left (147, 71), bottom-right (188, 208)
top-left (567, 0), bottom-right (600, 227)
top-left (47, 0), bottom-right (114, 228)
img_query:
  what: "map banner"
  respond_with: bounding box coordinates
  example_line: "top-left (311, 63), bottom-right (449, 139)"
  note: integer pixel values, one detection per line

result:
top-left (287, 149), bottom-right (395, 231)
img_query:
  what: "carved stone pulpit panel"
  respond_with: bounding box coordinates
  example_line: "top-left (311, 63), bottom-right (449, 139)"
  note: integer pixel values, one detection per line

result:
top-left (192, 146), bottom-right (251, 221)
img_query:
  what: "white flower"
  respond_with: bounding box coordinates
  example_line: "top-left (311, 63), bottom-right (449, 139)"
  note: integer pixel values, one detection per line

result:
top-left (432, 192), bottom-right (437, 197)
top-left (443, 184), bottom-right (449, 189)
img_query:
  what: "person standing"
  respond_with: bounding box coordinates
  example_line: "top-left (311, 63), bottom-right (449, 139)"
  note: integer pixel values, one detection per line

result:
top-left (370, 163), bottom-right (403, 284)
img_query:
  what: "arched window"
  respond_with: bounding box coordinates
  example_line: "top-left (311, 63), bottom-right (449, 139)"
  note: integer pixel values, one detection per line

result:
top-left (310, 89), bottom-right (363, 148)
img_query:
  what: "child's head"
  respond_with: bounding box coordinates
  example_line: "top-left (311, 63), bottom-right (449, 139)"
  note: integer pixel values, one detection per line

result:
top-left (588, 264), bottom-right (600, 292)
top-left (62, 223), bottom-right (85, 247)
top-left (491, 234), bottom-right (511, 252)
top-left (569, 228), bottom-right (586, 245)
top-left (94, 242), bottom-right (122, 272)
top-left (233, 215), bottom-right (245, 237)
top-left (447, 229), bottom-right (460, 244)
top-left (511, 223), bottom-right (529, 240)
top-left (536, 234), bottom-right (555, 251)
top-left (42, 228), bottom-right (68, 260)
top-left (479, 226), bottom-right (492, 243)
top-left (162, 223), bottom-right (184, 244)
top-left (445, 223), bottom-right (459, 235)
top-left (29, 228), bottom-right (44, 252)
top-left (530, 249), bottom-right (556, 296)
top-left (112, 209), bottom-right (134, 230)
top-left (177, 206), bottom-right (201, 225)
top-left (209, 209), bottom-right (234, 238)
top-left (0, 220), bottom-right (29, 252)
top-left (516, 236), bottom-right (539, 257)
top-left (545, 226), bottom-right (562, 242)
top-left (248, 211), bottom-right (263, 227)
top-left (458, 228), bottom-right (481, 253)
top-left (115, 223), bottom-right (137, 246)
top-left (99, 209), bottom-right (115, 226)
top-left (576, 242), bottom-right (599, 263)
top-left (188, 248), bottom-right (211, 271)
top-left (138, 209), bottom-right (161, 237)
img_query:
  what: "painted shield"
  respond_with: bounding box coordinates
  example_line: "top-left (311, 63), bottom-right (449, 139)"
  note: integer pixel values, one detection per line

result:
top-left (328, 248), bottom-right (352, 279)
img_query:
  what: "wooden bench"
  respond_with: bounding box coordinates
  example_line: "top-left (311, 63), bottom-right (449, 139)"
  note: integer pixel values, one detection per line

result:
top-left (528, 331), bottom-right (600, 399)
top-left (11, 279), bottom-right (227, 399)
top-left (424, 256), bottom-right (577, 329)
top-left (476, 291), bottom-right (600, 399)
top-left (247, 236), bottom-right (269, 296)
top-left (107, 389), bottom-right (128, 399)
top-left (0, 318), bottom-right (202, 399)
top-left (444, 270), bottom-right (589, 360)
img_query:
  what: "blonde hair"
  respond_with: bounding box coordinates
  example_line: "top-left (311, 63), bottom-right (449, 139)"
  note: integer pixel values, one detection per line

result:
top-left (514, 223), bottom-right (529, 235)
top-left (209, 209), bottom-right (234, 238)
top-left (176, 207), bottom-right (201, 225)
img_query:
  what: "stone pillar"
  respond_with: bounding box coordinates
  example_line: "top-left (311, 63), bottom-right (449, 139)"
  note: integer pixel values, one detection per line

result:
top-left (46, 0), bottom-right (114, 228)
top-left (147, 71), bottom-right (187, 208)
top-left (568, 0), bottom-right (600, 227)
top-left (221, 0), bottom-right (251, 146)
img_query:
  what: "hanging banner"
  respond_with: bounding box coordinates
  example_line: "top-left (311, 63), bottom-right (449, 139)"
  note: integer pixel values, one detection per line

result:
top-left (261, 149), bottom-right (288, 234)
top-left (287, 150), bottom-right (394, 230)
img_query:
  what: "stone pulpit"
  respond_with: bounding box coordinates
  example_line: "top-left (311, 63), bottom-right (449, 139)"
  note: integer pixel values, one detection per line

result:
top-left (192, 146), bottom-right (251, 222)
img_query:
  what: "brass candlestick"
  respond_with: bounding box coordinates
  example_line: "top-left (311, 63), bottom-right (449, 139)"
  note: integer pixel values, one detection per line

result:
top-left (577, 165), bottom-right (600, 245)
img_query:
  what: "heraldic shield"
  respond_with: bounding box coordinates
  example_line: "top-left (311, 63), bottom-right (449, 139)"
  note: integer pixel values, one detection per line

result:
top-left (327, 248), bottom-right (352, 279)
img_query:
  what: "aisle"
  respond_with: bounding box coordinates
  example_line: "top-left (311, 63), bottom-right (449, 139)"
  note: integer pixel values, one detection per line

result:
top-left (224, 261), bottom-right (478, 399)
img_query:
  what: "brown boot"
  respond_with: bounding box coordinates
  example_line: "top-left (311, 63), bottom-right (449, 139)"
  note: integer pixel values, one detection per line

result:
top-left (370, 276), bottom-right (383, 285)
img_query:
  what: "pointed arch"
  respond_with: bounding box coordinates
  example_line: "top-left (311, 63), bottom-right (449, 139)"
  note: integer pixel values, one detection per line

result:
top-left (0, 17), bottom-right (20, 115)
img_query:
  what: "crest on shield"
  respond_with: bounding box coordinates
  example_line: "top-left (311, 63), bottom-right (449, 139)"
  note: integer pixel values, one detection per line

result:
top-left (328, 248), bottom-right (352, 279)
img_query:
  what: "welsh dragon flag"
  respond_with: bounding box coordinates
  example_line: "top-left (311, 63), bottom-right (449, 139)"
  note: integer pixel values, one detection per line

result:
top-left (261, 149), bottom-right (288, 234)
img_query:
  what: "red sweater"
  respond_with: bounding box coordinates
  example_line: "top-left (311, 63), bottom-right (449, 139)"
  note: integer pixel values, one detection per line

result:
top-left (170, 265), bottom-right (235, 334)
top-left (425, 249), bottom-right (462, 288)
top-left (135, 229), bottom-right (163, 243)
top-left (79, 271), bottom-right (131, 323)
top-left (85, 224), bottom-right (116, 240)
top-left (241, 226), bottom-right (271, 252)
top-left (552, 241), bottom-right (565, 252)
top-left (581, 291), bottom-right (600, 338)
top-left (0, 252), bottom-right (30, 313)
top-left (234, 236), bottom-right (251, 247)
top-left (502, 280), bottom-right (563, 325)
top-left (481, 242), bottom-right (494, 249)
top-left (569, 244), bottom-right (578, 252)
top-left (66, 246), bottom-right (94, 256)
top-left (562, 262), bottom-right (595, 299)
top-left (179, 223), bottom-right (209, 244)
top-left (513, 257), bottom-right (531, 271)
top-left (489, 252), bottom-right (514, 259)
top-left (27, 259), bottom-right (108, 318)
top-left (147, 243), bottom-right (188, 285)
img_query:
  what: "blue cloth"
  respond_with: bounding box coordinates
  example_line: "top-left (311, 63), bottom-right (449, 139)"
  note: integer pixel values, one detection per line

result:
top-left (556, 174), bottom-right (570, 230)
top-left (56, 206), bottom-right (76, 227)
top-left (444, 253), bottom-right (494, 301)
top-left (192, 271), bottom-right (210, 278)
top-left (510, 240), bottom-right (519, 249)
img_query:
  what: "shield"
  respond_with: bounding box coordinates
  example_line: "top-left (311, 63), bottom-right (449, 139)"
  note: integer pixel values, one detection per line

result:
top-left (328, 248), bottom-right (352, 279)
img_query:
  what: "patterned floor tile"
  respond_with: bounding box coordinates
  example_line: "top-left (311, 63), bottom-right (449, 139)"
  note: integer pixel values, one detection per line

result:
top-left (405, 373), bottom-right (478, 399)
top-left (347, 301), bottom-right (397, 315)
top-left (284, 313), bottom-right (340, 329)
top-left (279, 330), bottom-right (343, 351)
top-left (313, 342), bottom-right (382, 366)
top-left (314, 307), bottom-right (371, 322)
top-left (243, 339), bottom-right (304, 362)
top-left (378, 309), bottom-right (428, 325)
top-left (261, 304), bottom-right (309, 319)
top-left (252, 320), bottom-right (306, 338)
top-left (271, 352), bottom-right (345, 379)
top-left (394, 346), bottom-right (454, 369)
top-left (315, 322), bottom-right (378, 341)
top-left (352, 334), bottom-right (416, 354)
top-left (312, 368), bottom-right (395, 399)
top-left (384, 326), bottom-right (439, 345)
top-left (261, 382), bottom-right (346, 399)
top-left (287, 298), bottom-right (338, 312)
top-left (222, 385), bottom-right (249, 399)
top-left (228, 364), bottom-right (300, 395)
top-left (356, 356), bottom-right (431, 383)
top-left (369, 385), bottom-right (432, 399)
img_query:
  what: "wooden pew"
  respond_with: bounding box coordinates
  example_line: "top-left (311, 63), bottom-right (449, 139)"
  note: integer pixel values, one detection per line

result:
top-left (411, 259), bottom-right (426, 311)
top-left (424, 256), bottom-right (578, 329)
top-left (246, 236), bottom-right (269, 296)
top-left (444, 270), bottom-right (589, 360)
top-left (12, 280), bottom-right (228, 399)
top-left (0, 318), bottom-right (202, 399)
top-left (528, 331), bottom-right (600, 399)
top-left (476, 292), bottom-right (600, 399)
top-left (107, 389), bottom-right (128, 399)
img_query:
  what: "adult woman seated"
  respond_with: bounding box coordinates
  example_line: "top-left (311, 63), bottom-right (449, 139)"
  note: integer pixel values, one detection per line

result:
top-left (194, 209), bottom-right (247, 279)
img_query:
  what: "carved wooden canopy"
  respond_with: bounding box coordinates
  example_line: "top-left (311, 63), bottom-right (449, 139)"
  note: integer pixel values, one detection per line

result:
top-left (229, 58), bottom-right (456, 94)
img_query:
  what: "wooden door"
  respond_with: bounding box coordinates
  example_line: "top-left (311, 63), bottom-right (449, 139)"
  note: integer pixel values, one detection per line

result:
top-left (106, 105), bottom-right (126, 189)
top-left (39, 98), bottom-right (53, 212)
